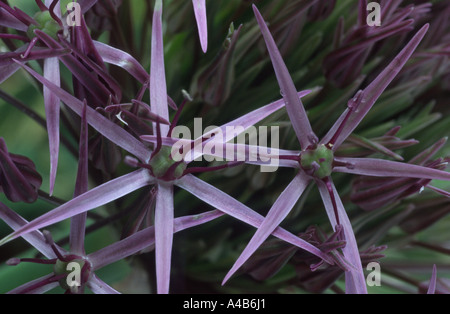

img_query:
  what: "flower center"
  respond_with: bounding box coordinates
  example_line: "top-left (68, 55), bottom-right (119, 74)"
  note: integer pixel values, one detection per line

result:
top-left (300, 144), bottom-right (334, 179)
top-left (53, 257), bottom-right (92, 292)
top-left (149, 146), bottom-right (187, 181)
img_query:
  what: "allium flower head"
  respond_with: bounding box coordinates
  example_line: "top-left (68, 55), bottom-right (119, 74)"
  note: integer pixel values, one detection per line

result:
top-left (0, 0), bottom-right (448, 295)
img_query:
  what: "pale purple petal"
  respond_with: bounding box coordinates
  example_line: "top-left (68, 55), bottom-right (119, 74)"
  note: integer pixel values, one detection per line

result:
top-left (192, 0), bottom-right (208, 53)
top-left (223, 172), bottom-right (311, 284)
top-left (253, 4), bottom-right (317, 149)
top-left (140, 135), bottom-right (299, 168)
top-left (321, 24), bottom-right (429, 149)
top-left (334, 157), bottom-right (450, 181)
top-left (43, 56), bottom-right (61, 196)
top-left (427, 265), bottom-right (437, 294)
top-left (0, 62), bottom-right (20, 84)
top-left (0, 202), bottom-right (55, 259)
top-left (176, 174), bottom-right (332, 264)
top-left (93, 41), bottom-right (149, 84)
top-left (427, 185), bottom-right (450, 198)
top-left (89, 210), bottom-right (223, 270)
top-left (142, 91), bottom-right (310, 163)
top-left (208, 90), bottom-right (311, 147)
top-left (0, 7), bottom-right (27, 31)
top-left (70, 101), bottom-right (89, 255)
top-left (316, 178), bottom-right (367, 294)
top-left (150, 0), bottom-right (170, 135)
top-left (7, 274), bottom-right (59, 294)
top-left (35, 30), bottom-right (118, 105)
top-left (14, 61), bottom-right (152, 162)
top-left (154, 183), bottom-right (174, 294)
top-left (0, 169), bottom-right (154, 245)
top-left (87, 275), bottom-right (121, 294)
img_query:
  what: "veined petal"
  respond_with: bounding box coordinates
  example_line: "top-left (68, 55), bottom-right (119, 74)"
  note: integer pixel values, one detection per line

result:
top-left (141, 135), bottom-right (299, 168)
top-left (176, 174), bottom-right (332, 264)
top-left (0, 7), bottom-right (27, 31)
top-left (70, 101), bottom-right (89, 255)
top-left (192, 0), bottom-right (208, 53)
top-left (35, 30), bottom-right (117, 105)
top-left (322, 24), bottom-right (429, 149)
top-left (316, 178), bottom-right (367, 294)
top-left (427, 265), bottom-right (437, 294)
top-left (154, 183), bottom-right (174, 294)
top-left (7, 273), bottom-right (59, 294)
top-left (0, 62), bottom-right (20, 84)
top-left (14, 61), bottom-right (151, 162)
top-left (87, 275), bottom-right (121, 294)
top-left (223, 172), bottom-right (311, 284)
top-left (209, 90), bottom-right (311, 146)
top-left (334, 157), bottom-right (450, 181)
top-left (0, 202), bottom-right (55, 259)
top-left (142, 91), bottom-right (310, 163)
top-left (43, 56), bottom-right (60, 196)
top-left (253, 4), bottom-right (317, 149)
top-left (93, 41), bottom-right (149, 84)
top-left (89, 210), bottom-right (223, 270)
top-left (0, 169), bottom-right (154, 246)
top-left (150, 0), bottom-right (169, 135)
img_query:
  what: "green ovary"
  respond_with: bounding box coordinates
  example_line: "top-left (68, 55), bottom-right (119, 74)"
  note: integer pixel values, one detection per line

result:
top-left (149, 146), bottom-right (186, 180)
top-left (53, 259), bottom-right (86, 290)
top-left (300, 144), bottom-right (334, 179)
top-left (27, 11), bottom-right (61, 40)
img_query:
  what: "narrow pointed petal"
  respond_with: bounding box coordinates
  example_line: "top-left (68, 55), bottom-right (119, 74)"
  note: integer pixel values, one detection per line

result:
top-left (89, 210), bottom-right (223, 270)
top-left (334, 157), bottom-right (450, 181)
top-left (316, 178), bottom-right (367, 294)
top-left (14, 61), bottom-right (151, 162)
top-left (150, 0), bottom-right (169, 135)
top-left (141, 91), bottom-right (310, 163)
top-left (0, 7), bottom-right (27, 31)
top-left (0, 63), bottom-right (20, 84)
top-left (223, 172), bottom-right (310, 284)
top-left (0, 169), bottom-right (154, 246)
top-left (140, 135), bottom-right (298, 168)
top-left (192, 0), bottom-right (208, 53)
top-left (322, 24), bottom-right (429, 149)
top-left (87, 275), bottom-right (120, 294)
top-left (43, 56), bottom-right (60, 196)
top-left (93, 41), bottom-right (149, 84)
top-left (208, 90), bottom-right (311, 146)
top-left (154, 183), bottom-right (174, 294)
top-left (253, 5), bottom-right (317, 149)
top-left (35, 30), bottom-right (117, 104)
top-left (1, 47), bottom-right (70, 84)
top-left (0, 202), bottom-right (55, 258)
top-left (7, 273), bottom-right (59, 294)
top-left (427, 265), bottom-right (437, 294)
top-left (70, 101), bottom-right (89, 255)
top-left (176, 174), bottom-right (332, 264)
top-left (428, 185), bottom-right (450, 198)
